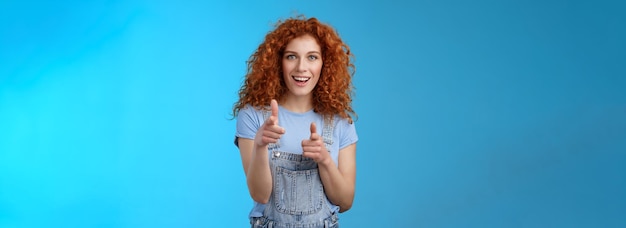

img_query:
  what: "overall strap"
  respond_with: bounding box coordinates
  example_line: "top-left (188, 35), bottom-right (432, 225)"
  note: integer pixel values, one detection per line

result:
top-left (262, 109), bottom-right (280, 151)
top-left (322, 115), bottom-right (334, 150)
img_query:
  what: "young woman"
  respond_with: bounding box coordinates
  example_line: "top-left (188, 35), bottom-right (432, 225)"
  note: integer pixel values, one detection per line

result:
top-left (233, 16), bottom-right (358, 228)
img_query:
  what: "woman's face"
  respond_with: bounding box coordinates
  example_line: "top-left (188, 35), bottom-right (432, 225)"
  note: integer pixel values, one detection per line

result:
top-left (281, 34), bottom-right (323, 100)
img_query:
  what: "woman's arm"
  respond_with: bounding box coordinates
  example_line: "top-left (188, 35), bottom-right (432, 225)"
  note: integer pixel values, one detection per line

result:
top-left (238, 138), bottom-right (273, 204)
top-left (238, 99), bottom-right (284, 204)
top-left (317, 143), bottom-right (356, 212)
top-left (302, 123), bottom-right (356, 212)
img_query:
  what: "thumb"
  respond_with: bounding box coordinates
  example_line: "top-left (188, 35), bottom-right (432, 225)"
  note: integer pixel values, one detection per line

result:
top-left (309, 122), bottom-right (319, 140)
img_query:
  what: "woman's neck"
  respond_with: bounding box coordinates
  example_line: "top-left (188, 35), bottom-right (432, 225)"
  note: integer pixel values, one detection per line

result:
top-left (280, 95), bottom-right (313, 113)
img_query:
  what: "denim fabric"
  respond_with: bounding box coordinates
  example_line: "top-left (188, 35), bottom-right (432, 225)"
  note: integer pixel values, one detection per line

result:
top-left (250, 209), bottom-right (339, 228)
top-left (252, 112), bottom-right (338, 228)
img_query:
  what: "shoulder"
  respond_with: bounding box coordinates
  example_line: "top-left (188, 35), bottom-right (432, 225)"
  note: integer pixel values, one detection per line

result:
top-left (238, 105), bottom-right (265, 116)
top-left (332, 115), bottom-right (358, 146)
top-left (331, 115), bottom-right (356, 129)
top-left (237, 105), bottom-right (267, 124)
top-left (235, 105), bottom-right (267, 139)
top-left (328, 115), bottom-right (357, 138)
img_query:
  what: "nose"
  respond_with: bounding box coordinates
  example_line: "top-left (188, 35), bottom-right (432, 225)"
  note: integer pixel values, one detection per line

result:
top-left (296, 58), bottom-right (307, 72)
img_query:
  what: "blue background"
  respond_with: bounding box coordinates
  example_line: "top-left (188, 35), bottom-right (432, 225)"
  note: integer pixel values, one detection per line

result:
top-left (1, 0), bottom-right (625, 227)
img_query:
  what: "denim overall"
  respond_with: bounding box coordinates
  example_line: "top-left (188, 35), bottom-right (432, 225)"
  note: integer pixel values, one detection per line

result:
top-left (251, 112), bottom-right (339, 228)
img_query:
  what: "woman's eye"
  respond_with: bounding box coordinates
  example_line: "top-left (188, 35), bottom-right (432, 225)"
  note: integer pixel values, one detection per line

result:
top-left (286, 55), bottom-right (296, 60)
top-left (308, 55), bottom-right (318, 60)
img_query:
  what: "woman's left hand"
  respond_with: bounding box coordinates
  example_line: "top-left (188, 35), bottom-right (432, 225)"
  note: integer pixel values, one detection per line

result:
top-left (302, 122), bottom-right (331, 165)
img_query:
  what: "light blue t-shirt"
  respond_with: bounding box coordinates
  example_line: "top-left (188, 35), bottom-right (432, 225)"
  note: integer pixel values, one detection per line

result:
top-left (235, 104), bottom-right (358, 217)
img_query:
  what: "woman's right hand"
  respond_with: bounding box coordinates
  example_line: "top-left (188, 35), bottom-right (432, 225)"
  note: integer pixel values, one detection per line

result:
top-left (254, 99), bottom-right (285, 147)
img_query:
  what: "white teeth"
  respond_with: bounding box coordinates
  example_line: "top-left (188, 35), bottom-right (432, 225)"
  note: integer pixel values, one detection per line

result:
top-left (293, 76), bottom-right (310, 82)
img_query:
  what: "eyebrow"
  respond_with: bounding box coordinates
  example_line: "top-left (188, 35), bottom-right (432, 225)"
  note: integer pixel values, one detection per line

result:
top-left (284, 50), bottom-right (321, 55)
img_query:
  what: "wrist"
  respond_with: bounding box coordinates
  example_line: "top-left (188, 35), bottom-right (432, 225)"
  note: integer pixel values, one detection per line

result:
top-left (252, 143), bottom-right (269, 155)
top-left (317, 156), bottom-right (333, 167)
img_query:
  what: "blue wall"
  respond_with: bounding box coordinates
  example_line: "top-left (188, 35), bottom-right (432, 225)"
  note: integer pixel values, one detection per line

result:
top-left (1, 0), bottom-right (624, 227)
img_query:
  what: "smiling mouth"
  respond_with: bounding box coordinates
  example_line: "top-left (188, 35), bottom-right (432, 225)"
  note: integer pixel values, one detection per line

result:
top-left (293, 76), bottom-right (310, 83)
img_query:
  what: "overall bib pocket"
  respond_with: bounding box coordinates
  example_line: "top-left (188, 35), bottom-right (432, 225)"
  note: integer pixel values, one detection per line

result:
top-left (273, 166), bottom-right (324, 215)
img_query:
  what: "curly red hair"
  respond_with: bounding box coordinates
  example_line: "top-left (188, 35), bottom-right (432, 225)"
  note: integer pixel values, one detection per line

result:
top-left (232, 16), bottom-right (356, 123)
